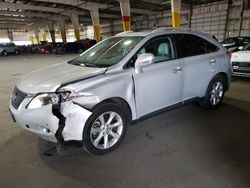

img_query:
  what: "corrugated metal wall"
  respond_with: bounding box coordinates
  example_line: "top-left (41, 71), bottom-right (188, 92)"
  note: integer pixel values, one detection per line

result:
top-left (191, 0), bottom-right (228, 41)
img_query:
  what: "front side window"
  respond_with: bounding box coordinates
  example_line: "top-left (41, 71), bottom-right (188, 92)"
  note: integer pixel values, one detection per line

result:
top-left (69, 36), bottom-right (143, 67)
top-left (137, 37), bottom-right (175, 63)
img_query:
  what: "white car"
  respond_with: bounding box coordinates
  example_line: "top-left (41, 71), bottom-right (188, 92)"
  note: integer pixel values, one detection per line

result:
top-left (9, 28), bottom-right (232, 155)
top-left (231, 43), bottom-right (250, 77)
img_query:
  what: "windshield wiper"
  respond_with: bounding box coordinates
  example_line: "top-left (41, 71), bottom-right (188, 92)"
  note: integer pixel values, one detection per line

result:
top-left (68, 60), bottom-right (110, 68)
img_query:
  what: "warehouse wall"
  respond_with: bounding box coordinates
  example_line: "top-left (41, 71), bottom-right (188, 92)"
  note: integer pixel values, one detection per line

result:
top-left (99, 0), bottom-right (250, 42)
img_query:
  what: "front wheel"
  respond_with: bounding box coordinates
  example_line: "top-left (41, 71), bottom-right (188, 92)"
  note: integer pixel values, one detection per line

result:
top-left (83, 103), bottom-right (127, 155)
top-left (202, 76), bottom-right (226, 109)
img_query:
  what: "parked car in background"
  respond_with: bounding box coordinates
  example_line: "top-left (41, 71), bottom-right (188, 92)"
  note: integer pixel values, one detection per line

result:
top-left (54, 39), bottom-right (96, 54)
top-left (9, 29), bottom-right (231, 155)
top-left (40, 43), bottom-right (55, 54)
top-left (231, 42), bottom-right (250, 77)
top-left (221, 37), bottom-right (250, 52)
top-left (0, 43), bottom-right (19, 56)
top-left (27, 44), bottom-right (41, 53)
top-left (17, 45), bottom-right (28, 54)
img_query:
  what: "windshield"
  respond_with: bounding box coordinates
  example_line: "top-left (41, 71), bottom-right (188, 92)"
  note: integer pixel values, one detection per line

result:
top-left (243, 43), bottom-right (250, 51)
top-left (69, 36), bottom-right (143, 67)
top-left (221, 38), bottom-right (237, 44)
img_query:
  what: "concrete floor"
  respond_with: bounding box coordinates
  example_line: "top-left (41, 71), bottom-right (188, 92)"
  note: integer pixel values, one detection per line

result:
top-left (0, 54), bottom-right (250, 188)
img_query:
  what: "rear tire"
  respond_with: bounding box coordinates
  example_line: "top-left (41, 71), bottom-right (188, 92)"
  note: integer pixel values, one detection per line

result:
top-left (201, 75), bottom-right (226, 110)
top-left (3, 51), bottom-right (7, 56)
top-left (83, 103), bottom-right (127, 155)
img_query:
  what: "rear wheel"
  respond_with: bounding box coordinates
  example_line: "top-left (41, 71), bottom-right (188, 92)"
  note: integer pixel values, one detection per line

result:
top-left (202, 76), bottom-right (226, 109)
top-left (3, 51), bottom-right (7, 56)
top-left (83, 103), bottom-right (127, 155)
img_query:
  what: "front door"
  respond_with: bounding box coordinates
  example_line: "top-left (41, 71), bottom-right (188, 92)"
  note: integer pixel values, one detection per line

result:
top-left (133, 36), bottom-right (183, 118)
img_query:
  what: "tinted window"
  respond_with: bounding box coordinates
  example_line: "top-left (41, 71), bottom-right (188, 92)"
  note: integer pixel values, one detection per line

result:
top-left (204, 39), bottom-right (219, 53)
top-left (243, 38), bottom-right (250, 45)
top-left (243, 43), bottom-right (250, 51)
top-left (173, 34), bottom-right (218, 58)
top-left (137, 36), bottom-right (175, 63)
top-left (221, 38), bottom-right (237, 44)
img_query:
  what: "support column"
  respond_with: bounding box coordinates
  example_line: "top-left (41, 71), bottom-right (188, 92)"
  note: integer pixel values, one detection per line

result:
top-left (188, 5), bottom-right (193, 28)
top-left (40, 28), bottom-right (47, 42)
top-left (71, 10), bottom-right (80, 41)
top-left (29, 31), bottom-right (34, 45)
top-left (238, 0), bottom-right (244, 36)
top-left (171, 0), bottom-right (181, 28)
top-left (90, 7), bottom-right (101, 42)
top-left (118, 0), bottom-right (131, 31)
top-left (7, 28), bottom-right (13, 42)
top-left (58, 17), bottom-right (67, 43)
top-left (47, 22), bottom-right (56, 43)
top-left (34, 28), bottom-right (40, 44)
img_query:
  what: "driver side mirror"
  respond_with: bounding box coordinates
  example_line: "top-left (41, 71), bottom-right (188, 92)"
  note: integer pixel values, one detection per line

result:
top-left (134, 53), bottom-right (155, 73)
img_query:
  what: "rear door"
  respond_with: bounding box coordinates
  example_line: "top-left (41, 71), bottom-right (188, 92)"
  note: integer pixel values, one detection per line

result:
top-left (172, 34), bottom-right (219, 101)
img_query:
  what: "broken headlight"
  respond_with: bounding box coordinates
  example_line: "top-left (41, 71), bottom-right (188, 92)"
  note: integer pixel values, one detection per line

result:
top-left (26, 91), bottom-right (71, 109)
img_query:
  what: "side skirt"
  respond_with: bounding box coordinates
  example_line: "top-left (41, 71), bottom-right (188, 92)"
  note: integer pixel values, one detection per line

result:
top-left (130, 97), bottom-right (203, 125)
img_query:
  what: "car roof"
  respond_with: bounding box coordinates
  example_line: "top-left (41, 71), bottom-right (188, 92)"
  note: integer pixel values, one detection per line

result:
top-left (115, 28), bottom-right (212, 39)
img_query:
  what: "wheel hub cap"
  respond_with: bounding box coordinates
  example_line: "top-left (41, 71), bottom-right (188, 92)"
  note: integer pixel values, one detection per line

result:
top-left (90, 111), bottom-right (123, 150)
top-left (210, 81), bottom-right (224, 106)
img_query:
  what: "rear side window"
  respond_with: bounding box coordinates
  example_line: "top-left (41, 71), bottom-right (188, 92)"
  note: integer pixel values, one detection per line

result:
top-left (173, 34), bottom-right (218, 58)
top-left (204, 40), bottom-right (219, 53)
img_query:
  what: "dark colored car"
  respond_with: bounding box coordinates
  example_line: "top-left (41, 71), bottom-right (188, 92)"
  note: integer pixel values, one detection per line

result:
top-left (221, 37), bottom-right (250, 52)
top-left (54, 39), bottom-right (96, 54)
top-left (17, 45), bottom-right (28, 54)
top-left (40, 43), bottom-right (55, 54)
top-left (27, 45), bottom-right (41, 53)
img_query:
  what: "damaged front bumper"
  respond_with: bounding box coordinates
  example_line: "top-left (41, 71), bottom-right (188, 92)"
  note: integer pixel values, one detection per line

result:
top-left (9, 97), bottom-right (92, 143)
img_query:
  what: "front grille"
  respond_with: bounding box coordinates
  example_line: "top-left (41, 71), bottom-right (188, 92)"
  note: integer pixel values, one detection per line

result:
top-left (233, 69), bottom-right (250, 74)
top-left (11, 87), bottom-right (27, 109)
top-left (232, 62), bottom-right (250, 67)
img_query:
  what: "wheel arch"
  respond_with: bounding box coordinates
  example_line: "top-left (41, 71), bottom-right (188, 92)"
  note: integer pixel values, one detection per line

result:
top-left (92, 97), bottom-right (133, 124)
top-left (213, 72), bottom-right (229, 90)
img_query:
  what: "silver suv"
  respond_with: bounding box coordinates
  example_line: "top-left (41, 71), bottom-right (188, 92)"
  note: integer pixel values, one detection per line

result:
top-left (9, 28), bottom-right (232, 155)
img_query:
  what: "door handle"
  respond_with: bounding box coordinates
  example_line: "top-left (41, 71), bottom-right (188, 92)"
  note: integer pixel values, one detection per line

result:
top-left (172, 67), bottom-right (182, 73)
top-left (209, 59), bottom-right (216, 64)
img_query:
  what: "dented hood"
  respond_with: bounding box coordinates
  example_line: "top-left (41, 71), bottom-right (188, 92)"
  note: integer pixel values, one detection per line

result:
top-left (17, 62), bottom-right (106, 94)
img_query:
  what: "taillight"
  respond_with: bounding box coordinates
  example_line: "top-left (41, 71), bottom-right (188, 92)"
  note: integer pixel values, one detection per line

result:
top-left (227, 51), bottom-right (232, 58)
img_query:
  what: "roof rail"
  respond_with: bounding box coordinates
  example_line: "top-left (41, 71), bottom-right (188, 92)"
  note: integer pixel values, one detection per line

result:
top-left (115, 31), bottom-right (133, 36)
top-left (151, 27), bottom-right (195, 33)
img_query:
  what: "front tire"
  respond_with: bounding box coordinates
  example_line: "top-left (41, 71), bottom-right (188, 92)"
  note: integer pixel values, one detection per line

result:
top-left (83, 103), bottom-right (127, 155)
top-left (202, 75), bottom-right (226, 109)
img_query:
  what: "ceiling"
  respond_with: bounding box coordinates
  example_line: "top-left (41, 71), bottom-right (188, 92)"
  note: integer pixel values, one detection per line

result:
top-left (0, 0), bottom-right (224, 30)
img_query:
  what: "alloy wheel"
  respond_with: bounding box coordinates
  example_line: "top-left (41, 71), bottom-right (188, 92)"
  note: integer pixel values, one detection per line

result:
top-left (209, 81), bottom-right (224, 106)
top-left (90, 111), bottom-right (123, 150)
